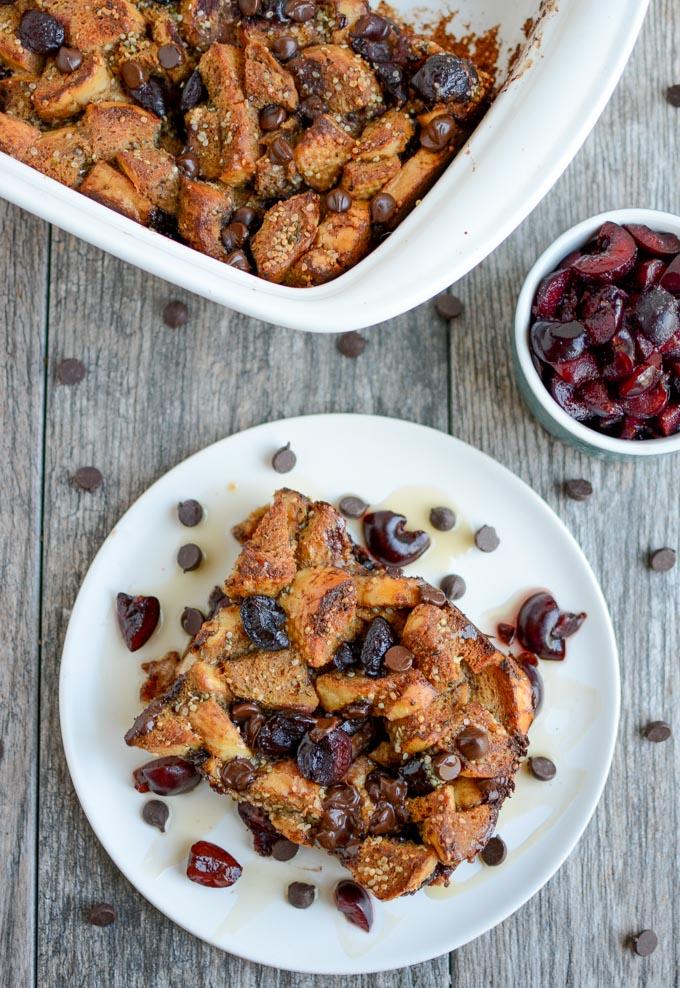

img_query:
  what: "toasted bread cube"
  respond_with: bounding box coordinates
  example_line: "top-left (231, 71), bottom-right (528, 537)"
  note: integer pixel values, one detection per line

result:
top-left (81, 162), bottom-right (153, 223)
top-left (452, 776), bottom-right (486, 810)
top-left (353, 109), bottom-right (415, 160)
top-left (232, 504), bottom-right (268, 544)
top-left (341, 156), bottom-right (401, 199)
top-left (345, 837), bottom-right (438, 900)
top-left (140, 650), bottom-right (181, 703)
top-left (185, 659), bottom-right (233, 701)
top-left (124, 682), bottom-right (204, 755)
top-left (293, 114), bottom-right (353, 192)
top-left (408, 785), bottom-right (497, 866)
top-left (290, 45), bottom-right (382, 115)
top-left (225, 489), bottom-right (309, 598)
top-left (115, 147), bottom-right (180, 214)
top-left (251, 191), bottom-right (320, 284)
top-left (146, 9), bottom-right (191, 83)
top-left (297, 501), bottom-right (354, 569)
top-left (185, 105), bottom-right (224, 180)
top-left (471, 655), bottom-right (534, 735)
top-left (283, 567), bottom-right (358, 667)
top-left (0, 111), bottom-right (39, 162)
top-left (254, 151), bottom-right (303, 200)
top-left (0, 73), bottom-right (38, 120)
top-left (354, 572), bottom-right (423, 610)
top-left (188, 699), bottom-right (251, 761)
top-left (43, 0), bottom-right (145, 52)
top-left (267, 810), bottom-right (313, 846)
top-left (0, 6), bottom-right (43, 74)
top-left (177, 176), bottom-right (233, 260)
top-left (219, 99), bottom-right (260, 186)
top-left (220, 649), bottom-right (318, 712)
top-left (32, 54), bottom-right (111, 122)
top-left (83, 102), bottom-right (160, 161)
top-left (244, 39), bottom-right (298, 110)
top-left (179, 0), bottom-right (229, 52)
top-left (198, 43), bottom-right (244, 111)
top-left (377, 669), bottom-right (438, 721)
top-left (35, 125), bottom-right (90, 186)
top-left (293, 219), bottom-right (369, 283)
top-left (387, 685), bottom-right (469, 754)
top-left (315, 671), bottom-right (381, 711)
top-left (429, 700), bottom-right (524, 780)
top-left (187, 604), bottom-right (253, 665)
top-left (379, 146), bottom-right (453, 226)
top-left (330, 0), bottom-right (369, 42)
top-left (247, 759), bottom-right (325, 821)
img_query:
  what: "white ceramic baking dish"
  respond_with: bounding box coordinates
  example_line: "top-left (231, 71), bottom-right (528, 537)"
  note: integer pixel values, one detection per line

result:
top-left (0, 0), bottom-right (649, 332)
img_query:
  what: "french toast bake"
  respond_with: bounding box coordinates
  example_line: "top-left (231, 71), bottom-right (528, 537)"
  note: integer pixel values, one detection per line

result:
top-left (0, 0), bottom-right (492, 285)
top-left (125, 489), bottom-right (534, 900)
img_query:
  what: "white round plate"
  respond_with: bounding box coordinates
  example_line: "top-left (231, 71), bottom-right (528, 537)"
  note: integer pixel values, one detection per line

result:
top-left (60, 415), bottom-right (619, 974)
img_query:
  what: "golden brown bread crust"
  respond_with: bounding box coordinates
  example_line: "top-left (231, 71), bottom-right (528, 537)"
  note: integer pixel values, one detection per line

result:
top-left (0, 0), bottom-right (492, 286)
top-left (126, 489), bottom-right (533, 899)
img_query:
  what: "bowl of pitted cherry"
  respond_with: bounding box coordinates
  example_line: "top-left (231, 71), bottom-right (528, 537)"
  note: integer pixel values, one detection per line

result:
top-left (513, 209), bottom-right (680, 458)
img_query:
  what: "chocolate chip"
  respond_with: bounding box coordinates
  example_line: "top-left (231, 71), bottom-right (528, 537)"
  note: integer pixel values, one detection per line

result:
top-left (352, 13), bottom-right (390, 39)
top-left (177, 499), bottom-right (203, 526)
top-left (55, 46), bottom-right (82, 73)
top-left (225, 250), bottom-right (251, 272)
top-left (121, 60), bottom-right (148, 90)
top-left (272, 35), bottom-right (298, 61)
top-left (233, 206), bottom-right (258, 229)
top-left (475, 525), bottom-right (500, 552)
top-left (432, 752), bottom-right (461, 781)
top-left (259, 104), bottom-right (286, 131)
top-left (631, 929), bottom-right (658, 956)
top-left (18, 10), bottom-right (64, 54)
top-left (441, 573), bottom-right (466, 600)
top-left (221, 757), bottom-right (256, 791)
top-left (420, 114), bottom-right (456, 151)
top-left (73, 466), bottom-right (103, 492)
top-left (326, 189), bottom-right (352, 213)
top-left (181, 606), bottom-right (204, 636)
top-left (238, 0), bottom-right (260, 13)
top-left (384, 645), bottom-right (414, 672)
top-left (336, 331), bottom-right (367, 357)
top-left (419, 584), bottom-right (447, 607)
top-left (434, 293), bottom-right (463, 320)
top-left (369, 802), bottom-right (397, 835)
top-left (497, 622), bottom-right (515, 645)
top-left (287, 881), bottom-right (316, 908)
top-left (272, 838), bottom-right (298, 861)
top-left (163, 300), bottom-right (188, 328)
top-left (56, 358), bottom-right (86, 385)
top-left (457, 725), bottom-right (489, 761)
top-left (230, 701), bottom-right (262, 723)
top-left (649, 547), bottom-right (676, 572)
top-left (177, 543), bottom-right (202, 572)
top-left (298, 95), bottom-right (327, 121)
top-left (269, 135), bottom-right (294, 164)
top-left (429, 506), bottom-right (456, 531)
top-left (176, 151), bottom-right (199, 178)
top-left (480, 835), bottom-right (507, 866)
top-left (272, 442), bottom-right (296, 473)
top-left (339, 495), bottom-right (368, 518)
top-left (371, 192), bottom-right (396, 224)
top-left (665, 84), bottom-right (680, 107)
top-left (642, 720), bottom-right (672, 743)
top-left (158, 43), bottom-right (182, 69)
top-left (284, 0), bottom-right (315, 21)
top-left (528, 755), bottom-right (556, 781)
top-left (221, 221), bottom-right (249, 251)
top-left (142, 799), bottom-right (169, 832)
top-left (564, 478), bottom-right (593, 501)
top-left (87, 903), bottom-right (116, 927)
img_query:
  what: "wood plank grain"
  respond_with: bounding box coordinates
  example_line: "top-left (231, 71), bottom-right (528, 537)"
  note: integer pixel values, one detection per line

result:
top-left (36, 232), bottom-right (450, 987)
top-left (0, 202), bottom-right (49, 986)
top-left (448, 2), bottom-right (679, 986)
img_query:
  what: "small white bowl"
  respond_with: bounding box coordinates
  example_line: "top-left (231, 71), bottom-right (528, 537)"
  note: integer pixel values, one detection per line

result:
top-left (513, 208), bottom-right (680, 459)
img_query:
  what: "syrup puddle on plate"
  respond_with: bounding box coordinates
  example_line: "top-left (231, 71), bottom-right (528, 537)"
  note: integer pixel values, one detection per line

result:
top-left (142, 790), bottom-right (227, 879)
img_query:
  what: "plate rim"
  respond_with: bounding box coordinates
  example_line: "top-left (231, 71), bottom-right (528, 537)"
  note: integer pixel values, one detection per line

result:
top-left (59, 413), bottom-right (620, 974)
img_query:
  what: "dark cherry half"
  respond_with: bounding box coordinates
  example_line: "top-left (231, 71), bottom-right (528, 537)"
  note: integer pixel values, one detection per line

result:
top-left (116, 593), bottom-right (160, 651)
top-left (363, 510), bottom-right (431, 566)
top-left (133, 756), bottom-right (201, 795)
top-left (334, 880), bottom-right (373, 932)
top-left (187, 841), bottom-right (242, 887)
top-left (516, 592), bottom-right (586, 661)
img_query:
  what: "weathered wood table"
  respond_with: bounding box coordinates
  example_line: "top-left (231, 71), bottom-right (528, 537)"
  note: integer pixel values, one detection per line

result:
top-left (2, 1), bottom-right (678, 985)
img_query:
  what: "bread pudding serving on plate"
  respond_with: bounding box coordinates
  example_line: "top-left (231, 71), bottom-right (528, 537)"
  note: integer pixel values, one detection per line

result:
top-left (124, 488), bottom-right (534, 901)
top-left (0, 0), bottom-right (491, 285)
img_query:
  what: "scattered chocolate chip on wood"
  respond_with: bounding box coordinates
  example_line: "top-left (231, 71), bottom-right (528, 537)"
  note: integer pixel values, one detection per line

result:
top-left (564, 478), bottom-right (593, 501)
top-left (162, 300), bottom-right (189, 328)
top-left (434, 293), bottom-right (463, 320)
top-left (73, 466), bottom-right (103, 492)
top-left (649, 547), bottom-right (676, 572)
top-left (630, 929), bottom-right (658, 957)
top-left (642, 720), bottom-right (672, 743)
top-left (56, 358), bottom-right (86, 385)
top-left (272, 443), bottom-right (296, 473)
top-left (87, 903), bottom-right (116, 927)
top-left (336, 331), bottom-right (367, 358)
top-left (665, 84), bottom-right (680, 107)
